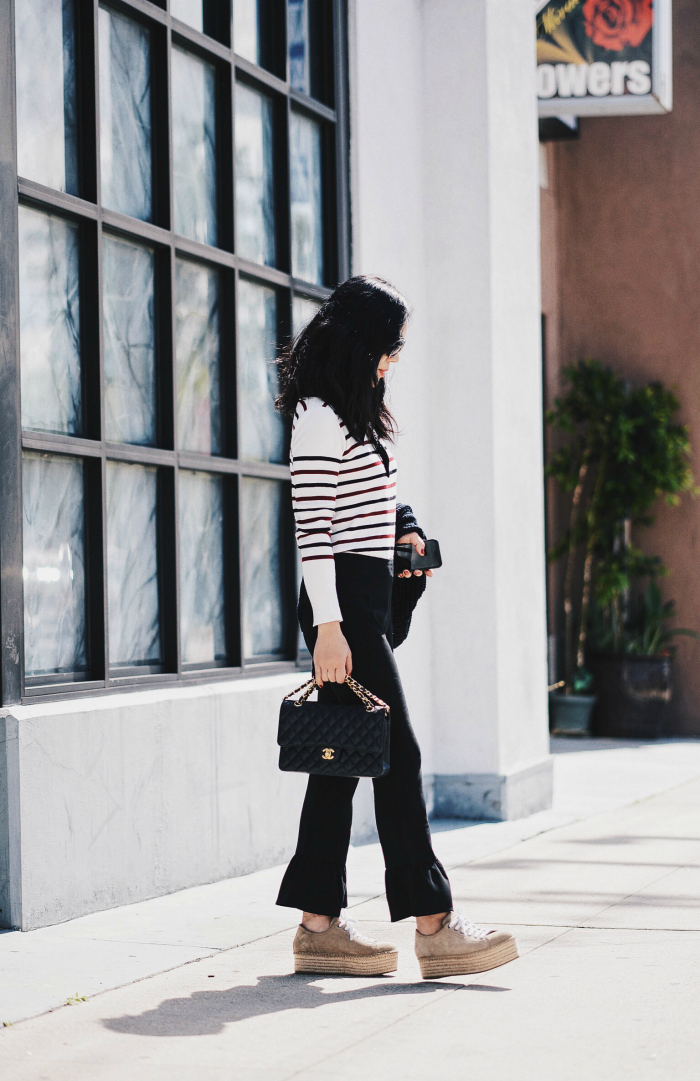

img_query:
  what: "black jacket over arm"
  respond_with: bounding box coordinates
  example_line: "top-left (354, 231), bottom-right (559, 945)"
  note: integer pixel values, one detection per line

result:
top-left (392, 503), bottom-right (427, 648)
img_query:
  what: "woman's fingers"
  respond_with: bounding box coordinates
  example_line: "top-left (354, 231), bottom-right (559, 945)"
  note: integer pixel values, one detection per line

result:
top-left (322, 665), bottom-right (347, 683)
top-left (397, 531), bottom-right (425, 556)
top-left (316, 660), bottom-right (352, 683)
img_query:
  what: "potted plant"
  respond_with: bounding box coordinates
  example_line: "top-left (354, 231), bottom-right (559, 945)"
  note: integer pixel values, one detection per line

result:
top-left (588, 580), bottom-right (699, 738)
top-left (548, 667), bottom-right (596, 736)
top-left (546, 360), bottom-right (697, 738)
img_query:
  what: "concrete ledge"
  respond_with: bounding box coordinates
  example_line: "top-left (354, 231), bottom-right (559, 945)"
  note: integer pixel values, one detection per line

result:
top-left (431, 756), bottom-right (553, 821)
top-left (1, 674), bottom-right (315, 931)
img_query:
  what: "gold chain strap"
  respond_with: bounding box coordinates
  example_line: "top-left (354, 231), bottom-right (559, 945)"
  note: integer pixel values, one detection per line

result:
top-left (344, 675), bottom-right (389, 713)
top-left (283, 675), bottom-right (389, 714)
top-left (283, 678), bottom-right (317, 706)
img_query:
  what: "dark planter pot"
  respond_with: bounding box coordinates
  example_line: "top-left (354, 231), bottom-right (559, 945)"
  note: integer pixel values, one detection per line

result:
top-left (588, 654), bottom-right (672, 740)
top-left (549, 693), bottom-right (596, 735)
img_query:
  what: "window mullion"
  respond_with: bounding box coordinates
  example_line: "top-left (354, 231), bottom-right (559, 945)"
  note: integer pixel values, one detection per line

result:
top-left (91, 0), bottom-right (112, 688)
top-left (284, 92), bottom-right (293, 283)
top-left (233, 53), bottom-right (287, 96)
top-left (235, 468), bottom-right (246, 669)
top-left (233, 267), bottom-right (246, 668)
top-left (333, 0), bottom-right (350, 282)
top-left (168, 242), bottom-right (183, 677)
top-left (0, 0), bottom-right (24, 705)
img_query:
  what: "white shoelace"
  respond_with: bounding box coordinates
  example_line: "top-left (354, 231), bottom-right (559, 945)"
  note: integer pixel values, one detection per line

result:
top-left (448, 912), bottom-right (490, 940)
top-left (337, 915), bottom-right (362, 942)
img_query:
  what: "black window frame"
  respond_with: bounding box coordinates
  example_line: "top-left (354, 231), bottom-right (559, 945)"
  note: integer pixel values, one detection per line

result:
top-left (0, 0), bottom-right (350, 705)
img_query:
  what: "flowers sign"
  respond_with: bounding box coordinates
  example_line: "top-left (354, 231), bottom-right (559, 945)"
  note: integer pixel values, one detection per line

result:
top-left (536, 0), bottom-right (671, 117)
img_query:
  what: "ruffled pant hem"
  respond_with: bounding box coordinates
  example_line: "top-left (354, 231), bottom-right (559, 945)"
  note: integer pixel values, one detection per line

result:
top-left (276, 853), bottom-right (347, 918)
top-left (385, 858), bottom-right (453, 922)
top-left (276, 853), bottom-right (452, 923)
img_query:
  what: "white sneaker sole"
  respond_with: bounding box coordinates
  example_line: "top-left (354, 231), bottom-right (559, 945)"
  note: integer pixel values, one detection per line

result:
top-left (294, 950), bottom-right (398, 976)
top-left (418, 938), bottom-right (519, 979)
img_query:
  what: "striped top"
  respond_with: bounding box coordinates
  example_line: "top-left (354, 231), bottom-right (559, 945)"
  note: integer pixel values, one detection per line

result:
top-left (291, 396), bottom-right (397, 625)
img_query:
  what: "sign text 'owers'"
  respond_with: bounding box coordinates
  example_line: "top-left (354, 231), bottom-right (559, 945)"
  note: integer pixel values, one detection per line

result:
top-left (536, 0), bottom-right (672, 117)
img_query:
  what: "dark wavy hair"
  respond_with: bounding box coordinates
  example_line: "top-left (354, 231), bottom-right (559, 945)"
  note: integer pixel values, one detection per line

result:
top-left (275, 276), bottom-right (410, 448)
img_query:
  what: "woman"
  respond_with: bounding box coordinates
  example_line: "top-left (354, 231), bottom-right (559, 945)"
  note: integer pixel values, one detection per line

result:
top-left (275, 276), bottom-right (517, 979)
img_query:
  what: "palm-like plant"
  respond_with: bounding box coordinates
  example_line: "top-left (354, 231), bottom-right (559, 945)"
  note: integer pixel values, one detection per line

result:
top-left (546, 360), bottom-right (696, 692)
top-left (594, 581), bottom-right (700, 657)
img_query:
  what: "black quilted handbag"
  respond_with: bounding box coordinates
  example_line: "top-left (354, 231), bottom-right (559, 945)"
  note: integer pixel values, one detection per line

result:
top-left (278, 675), bottom-right (391, 778)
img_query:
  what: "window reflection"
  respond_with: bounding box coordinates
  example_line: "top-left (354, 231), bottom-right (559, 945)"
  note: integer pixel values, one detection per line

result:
top-left (175, 259), bottom-right (221, 455)
top-left (291, 291), bottom-right (319, 659)
top-left (171, 0), bottom-right (203, 32)
top-left (233, 0), bottom-right (259, 63)
top-left (237, 279), bottom-right (284, 463)
top-left (288, 0), bottom-right (310, 95)
top-left (103, 236), bottom-right (156, 446)
top-left (13, 0), bottom-right (342, 688)
top-left (172, 47), bottom-right (218, 246)
top-left (179, 471), bottom-right (226, 664)
top-left (106, 461), bottom-right (161, 667)
top-left (293, 293), bottom-right (321, 337)
top-left (22, 453), bottom-right (87, 678)
top-left (235, 84), bottom-right (275, 266)
top-left (99, 6), bottom-right (152, 222)
top-left (240, 477), bottom-right (286, 658)
top-left (15, 0), bottom-right (79, 194)
top-left (290, 112), bottom-right (324, 284)
top-left (19, 206), bottom-right (81, 435)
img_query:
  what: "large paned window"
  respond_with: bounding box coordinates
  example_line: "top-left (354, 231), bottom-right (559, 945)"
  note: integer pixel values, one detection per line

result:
top-left (1, 0), bottom-right (349, 702)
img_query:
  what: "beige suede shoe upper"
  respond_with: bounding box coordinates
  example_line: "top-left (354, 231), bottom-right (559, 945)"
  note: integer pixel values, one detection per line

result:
top-left (294, 916), bottom-right (396, 959)
top-left (415, 911), bottom-right (513, 960)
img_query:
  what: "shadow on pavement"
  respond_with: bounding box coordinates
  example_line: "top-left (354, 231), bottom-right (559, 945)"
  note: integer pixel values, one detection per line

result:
top-left (102, 973), bottom-right (510, 1037)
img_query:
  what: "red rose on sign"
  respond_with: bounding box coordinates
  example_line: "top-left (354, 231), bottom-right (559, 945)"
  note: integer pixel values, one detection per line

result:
top-left (583, 0), bottom-right (653, 52)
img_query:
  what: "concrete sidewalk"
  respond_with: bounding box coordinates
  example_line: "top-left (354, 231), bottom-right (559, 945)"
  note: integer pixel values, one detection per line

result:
top-left (2, 737), bottom-right (700, 1079)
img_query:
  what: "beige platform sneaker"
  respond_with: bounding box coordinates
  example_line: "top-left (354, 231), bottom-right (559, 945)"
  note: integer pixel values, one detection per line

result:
top-left (415, 912), bottom-right (518, 979)
top-left (293, 915), bottom-right (398, 976)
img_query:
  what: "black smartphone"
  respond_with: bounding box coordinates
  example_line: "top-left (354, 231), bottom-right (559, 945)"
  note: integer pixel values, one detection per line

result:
top-left (395, 538), bottom-right (442, 573)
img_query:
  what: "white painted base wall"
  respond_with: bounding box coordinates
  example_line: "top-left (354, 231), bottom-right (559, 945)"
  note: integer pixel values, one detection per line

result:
top-left (1, 675), bottom-right (346, 931)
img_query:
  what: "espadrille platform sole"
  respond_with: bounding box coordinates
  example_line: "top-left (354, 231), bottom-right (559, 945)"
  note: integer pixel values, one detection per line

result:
top-left (294, 950), bottom-right (398, 976)
top-left (292, 916), bottom-right (399, 975)
top-left (418, 937), bottom-right (518, 979)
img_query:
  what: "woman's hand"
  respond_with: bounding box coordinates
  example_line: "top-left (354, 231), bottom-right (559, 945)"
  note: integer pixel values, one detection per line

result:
top-left (314, 621), bottom-right (352, 686)
top-left (397, 532), bottom-right (434, 578)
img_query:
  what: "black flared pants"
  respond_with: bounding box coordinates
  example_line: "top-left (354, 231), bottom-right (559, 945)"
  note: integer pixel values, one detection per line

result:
top-left (276, 553), bottom-right (452, 922)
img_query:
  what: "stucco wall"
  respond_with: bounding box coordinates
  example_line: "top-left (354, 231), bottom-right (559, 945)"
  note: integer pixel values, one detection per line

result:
top-left (1, 675), bottom-right (313, 930)
top-left (351, 0), bottom-right (550, 805)
top-left (349, 0), bottom-right (434, 776)
top-left (542, 0), bottom-right (700, 733)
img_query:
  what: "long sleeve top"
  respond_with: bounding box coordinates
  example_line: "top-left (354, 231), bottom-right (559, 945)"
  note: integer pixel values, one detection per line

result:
top-left (291, 397), bottom-right (397, 625)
